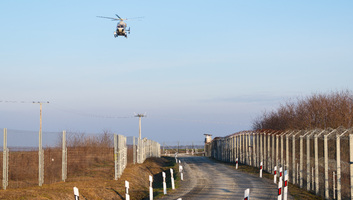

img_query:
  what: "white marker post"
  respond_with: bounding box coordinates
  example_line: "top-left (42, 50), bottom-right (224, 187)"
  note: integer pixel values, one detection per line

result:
top-left (278, 179), bottom-right (282, 200)
top-left (73, 187), bottom-right (80, 200)
top-left (170, 168), bottom-right (175, 190)
top-left (125, 180), bottom-right (130, 200)
top-left (179, 165), bottom-right (184, 181)
top-left (162, 172), bottom-right (167, 194)
top-left (284, 170), bottom-right (288, 200)
top-left (260, 162), bottom-right (263, 178)
top-left (244, 188), bottom-right (250, 200)
top-left (149, 175), bottom-right (153, 200)
top-left (236, 158), bottom-right (238, 169)
top-left (274, 166), bottom-right (277, 184)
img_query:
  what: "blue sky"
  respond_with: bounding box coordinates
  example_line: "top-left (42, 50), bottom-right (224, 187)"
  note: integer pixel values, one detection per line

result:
top-left (1, 1), bottom-right (352, 146)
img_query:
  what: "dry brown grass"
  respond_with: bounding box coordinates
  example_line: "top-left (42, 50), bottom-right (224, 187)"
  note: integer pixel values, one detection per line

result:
top-left (0, 157), bottom-right (176, 199)
top-left (253, 90), bottom-right (353, 130)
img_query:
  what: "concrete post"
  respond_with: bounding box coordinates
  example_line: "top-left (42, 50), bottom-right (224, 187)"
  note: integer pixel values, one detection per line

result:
top-left (281, 133), bottom-right (284, 168)
top-left (300, 135), bottom-right (303, 188)
top-left (264, 132), bottom-right (267, 171)
top-left (62, 131), bottom-right (67, 182)
top-left (268, 133), bottom-right (271, 173)
top-left (324, 134), bottom-right (329, 199)
top-left (349, 134), bottom-right (353, 199)
top-left (276, 135), bottom-right (279, 169)
top-left (307, 133), bottom-right (311, 191)
top-left (3, 128), bottom-right (9, 190)
top-left (292, 133), bottom-right (296, 184)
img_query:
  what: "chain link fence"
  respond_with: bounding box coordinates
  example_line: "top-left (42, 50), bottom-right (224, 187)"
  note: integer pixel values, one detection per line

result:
top-left (1, 128), bottom-right (160, 190)
top-left (204, 128), bottom-right (353, 200)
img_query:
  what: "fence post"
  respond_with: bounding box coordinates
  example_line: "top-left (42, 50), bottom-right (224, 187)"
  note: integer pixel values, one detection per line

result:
top-left (286, 133), bottom-right (290, 181)
top-left (268, 133), bottom-right (271, 173)
top-left (324, 134), bottom-right (329, 199)
top-left (257, 132), bottom-right (260, 167)
top-left (292, 133), bottom-right (296, 184)
top-left (300, 134), bottom-right (304, 188)
top-left (336, 130), bottom-right (348, 200)
top-left (272, 133), bottom-right (275, 174)
top-left (133, 136), bottom-right (136, 164)
top-left (276, 135), bottom-right (279, 170)
top-left (281, 133), bottom-right (284, 169)
top-left (3, 128), bottom-right (9, 190)
top-left (264, 132), bottom-right (267, 171)
top-left (349, 134), bottom-right (353, 199)
top-left (114, 134), bottom-right (118, 180)
top-left (259, 133), bottom-right (264, 167)
top-left (62, 130), bottom-right (67, 182)
top-left (307, 133), bottom-right (312, 191)
top-left (240, 134), bottom-right (242, 163)
top-left (315, 133), bottom-right (319, 195)
top-left (333, 171), bottom-right (336, 200)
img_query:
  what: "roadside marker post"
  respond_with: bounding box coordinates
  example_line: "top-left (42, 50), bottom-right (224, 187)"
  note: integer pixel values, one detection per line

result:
top-left (170, 168), bottom-right (175, 190)
top-left (73, 187), bottom-right (79, 200)
top-left (125, 180), bottom-right (130, 200)
top-left (162, 172), bottom-right (167, 194)
top-left (236, 158), bottom-right (238, 169)
top-left (244, 188), bottom-right (250, 200)
top-left (149, 175), bottom-right (153, 200)
top-left (278, 179), bottom-right (282, 200)
top-left (284, 170), bottom-right (288, 200)
top-left (260, 162), bottom-right (263, 178)
top-left (179, 165), bottom-right (184, 181)
top-left (274, 166), bottom-right (277, 184)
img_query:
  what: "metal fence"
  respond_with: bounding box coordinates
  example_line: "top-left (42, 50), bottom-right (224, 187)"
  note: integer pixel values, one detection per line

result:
top-left (1, 128), bottom-right (160, 190)
top-left (204, 128), bottom-right (353, 200)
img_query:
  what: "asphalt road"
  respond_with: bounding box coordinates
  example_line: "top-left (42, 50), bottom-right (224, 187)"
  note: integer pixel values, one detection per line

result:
top-left (160, 155), bottom-right (293, 200)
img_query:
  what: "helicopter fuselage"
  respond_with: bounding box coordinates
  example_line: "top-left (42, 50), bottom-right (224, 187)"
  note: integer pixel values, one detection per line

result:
top-left (114, 21), bottom-right (129, 38)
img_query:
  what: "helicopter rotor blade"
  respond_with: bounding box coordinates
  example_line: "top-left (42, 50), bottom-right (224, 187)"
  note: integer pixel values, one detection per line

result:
top-left (125, 16), bottom-right (144, 21)
top-left (97, 16), bottom-right (120, 21)
top-left (115, 14), bottom-right (122, 20)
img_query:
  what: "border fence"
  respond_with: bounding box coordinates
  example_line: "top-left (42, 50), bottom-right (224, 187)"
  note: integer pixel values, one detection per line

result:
top-left (1, 128), bottom-right (160, 190)
top-left (204, 128), bottom-right (353, 200)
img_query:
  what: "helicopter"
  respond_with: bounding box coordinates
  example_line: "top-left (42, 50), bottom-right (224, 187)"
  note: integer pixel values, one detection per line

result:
top-left (97, 14), bottom-right (142, 38)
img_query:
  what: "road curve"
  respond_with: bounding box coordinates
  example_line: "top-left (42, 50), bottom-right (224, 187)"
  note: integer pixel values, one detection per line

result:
top-left (160, 155), bottom-right (293, 200)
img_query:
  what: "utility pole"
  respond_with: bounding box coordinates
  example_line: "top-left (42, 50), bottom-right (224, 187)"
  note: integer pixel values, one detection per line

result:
top-left (33, 101), bottom-right (49, 186)
top-left (135, 113), bottom-right (146, 139)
